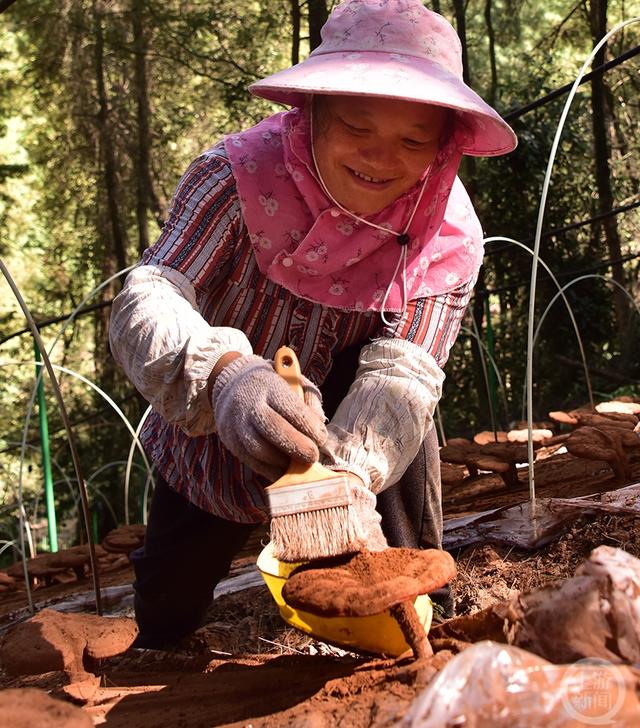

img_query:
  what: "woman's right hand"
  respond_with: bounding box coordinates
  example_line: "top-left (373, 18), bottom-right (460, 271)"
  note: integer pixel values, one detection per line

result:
top-left (211, 355), bottom-right (327, 479)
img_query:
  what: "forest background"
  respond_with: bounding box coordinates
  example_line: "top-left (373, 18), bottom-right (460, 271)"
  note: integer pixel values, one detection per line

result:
top-left (0, 0), bottom-right (638, 551)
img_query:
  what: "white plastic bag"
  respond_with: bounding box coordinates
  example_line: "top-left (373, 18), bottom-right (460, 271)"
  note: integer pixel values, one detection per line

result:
top-left (404, 641), bottom-right (640, 727)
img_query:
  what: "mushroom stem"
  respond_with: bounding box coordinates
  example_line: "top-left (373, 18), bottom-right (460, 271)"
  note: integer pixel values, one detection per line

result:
top-left (502, 463), bottom-right (520, 488)
top-left (606, 453), bottom-right (629, 482)
top-left (390, 601), bottom-right (432, 660)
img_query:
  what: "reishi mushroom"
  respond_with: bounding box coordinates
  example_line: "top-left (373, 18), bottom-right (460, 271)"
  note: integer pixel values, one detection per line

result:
top-left (7, 554), bottom-right (67, 587)
top-left (549, 409), bottom-right (637, 430)
top-left (549, 410), bottom-right (580, 426)
top-left (595, 400), bottom-right (640, 416)
top-left (439, 441), bottom-right (483, 478)
top-left (439, 440), bottom-right (529, 488)
top-left (473, 431), bottom-right (509, 446)
top-left (440, 462), bottom-right (466, 487)
top-left (565, 426), bottom-right (636, 482)
top-left (48, 551), bottom-right (91, 581)
top-left (102, 524), bottom-right (146, 555)
top-left (282, 548), bottom-right (456, 660)
top-left (507, 428), bottom-right (553, 443)
top-left (0, 571), bottom-right (16, 592)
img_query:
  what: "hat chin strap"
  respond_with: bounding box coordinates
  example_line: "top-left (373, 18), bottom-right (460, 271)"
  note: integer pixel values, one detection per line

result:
top-left (309, 111), bottom-right (432, 325)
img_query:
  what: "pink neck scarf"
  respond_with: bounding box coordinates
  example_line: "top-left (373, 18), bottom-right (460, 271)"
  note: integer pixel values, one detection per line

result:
top-left (224, 107), bottom-right (483, 312)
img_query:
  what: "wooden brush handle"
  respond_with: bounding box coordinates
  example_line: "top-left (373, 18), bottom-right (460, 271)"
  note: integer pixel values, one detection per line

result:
top-left (274, 347), bottom-right (305, 400)
top-left (272, 346), bottom-right (338, 485)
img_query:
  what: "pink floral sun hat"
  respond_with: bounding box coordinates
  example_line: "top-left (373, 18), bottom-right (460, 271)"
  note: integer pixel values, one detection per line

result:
top-left (249, 0), bottom-right (516, 157)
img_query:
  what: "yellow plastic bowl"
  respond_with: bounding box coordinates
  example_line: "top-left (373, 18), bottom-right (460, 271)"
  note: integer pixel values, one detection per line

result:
top-left (257, 543), bottom-right (433, 657)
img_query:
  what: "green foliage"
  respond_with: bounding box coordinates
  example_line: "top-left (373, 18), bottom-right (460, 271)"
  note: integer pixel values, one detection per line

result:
top-left (439, 0), bottom-right (640, 433)
top-left (0, 0), bottom-right (639, 544)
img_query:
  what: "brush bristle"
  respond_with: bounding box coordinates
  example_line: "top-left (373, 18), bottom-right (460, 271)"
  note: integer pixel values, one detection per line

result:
top-left (270, 505), bottom-right (370, 562)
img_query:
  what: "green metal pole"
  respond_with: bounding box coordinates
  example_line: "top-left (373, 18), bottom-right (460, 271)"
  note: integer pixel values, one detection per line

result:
top-left (34, 339), bottom-right (58, 552)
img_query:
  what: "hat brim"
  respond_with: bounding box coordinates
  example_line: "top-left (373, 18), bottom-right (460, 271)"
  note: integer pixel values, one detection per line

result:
top-left (249, 51), bottom-right (517, 157)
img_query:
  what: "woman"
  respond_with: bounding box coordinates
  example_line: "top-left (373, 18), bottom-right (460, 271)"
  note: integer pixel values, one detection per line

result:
top-left (110, 0), bottom-right (516, 648)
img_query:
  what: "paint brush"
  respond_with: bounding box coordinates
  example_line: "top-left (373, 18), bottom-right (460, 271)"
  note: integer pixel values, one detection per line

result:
top-left (266, 346), bottom-right (379, 562)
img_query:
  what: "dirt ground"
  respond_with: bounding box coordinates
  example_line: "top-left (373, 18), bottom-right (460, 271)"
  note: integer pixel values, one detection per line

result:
top-left (1, 450), bottom-right (640, 726)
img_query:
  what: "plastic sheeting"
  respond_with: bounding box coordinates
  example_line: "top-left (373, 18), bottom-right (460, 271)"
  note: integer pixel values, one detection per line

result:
top-left (404, 641), bottom-right (640, 727)
top-left (443, 482), bottom-right (640, 550)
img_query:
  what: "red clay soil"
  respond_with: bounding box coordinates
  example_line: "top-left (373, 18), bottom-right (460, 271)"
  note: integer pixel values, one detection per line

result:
top-left (2, 455), bottom-right (640, 726)
top-left (0, 687), bottom-right (93, 728)
top-left (1, 609), bottom-right (137, 678)
top-left (83, 650), bottom-right (454, 727)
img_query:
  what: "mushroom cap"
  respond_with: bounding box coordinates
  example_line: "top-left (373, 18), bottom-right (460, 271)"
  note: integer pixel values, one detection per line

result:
top-left (446, 437), bottom-right (474, 446)
top-left (481, 442), bottom-right (529, 464)
top-left (512, 420), bottom-right (555, 431)
top-left (549, 410), bottom-right (579, 425)
top-left (49, 552), bottom-right (90, 570)
top-left (0, 571), bottom-right (16, 588)
top-left (0, 688), bottom-right (93, 728)
top-left (541, 433), bottom-right (571, 446)
top-left (595, 425), bottom-right (640, 449)
top-left (440, 462), bottom-right (466, 485)
top-left (101, 524), bottom-right (146, 554)
top-left (6, 554), bottom-right (66, 580)
top-left (281, 548), bottom-right (456, 618)
top-left (97, 554), bottom-right (131, 573)
top-left (440, 442), bottom-right (482, 465)
top-left (103, 524), bottom-right (146, 538)
top-left (599, 411), bottom-right (639, 426)
top-left (67, 543), bottom-right (107, 558)
top-left (596, 401), bottom-right (640, 416)
top-left (102, 535), bottom-right (142, 554)
top-left (576, 412), bottom-right (635, 430)
top-left (507, 428), bottom-right (553, 443)
top-left (473, 431), bottom-right (509, 445)
top-left (566, 426), bottom-right (617, 462)
top-left (474, 457), bottom-right (510, 473)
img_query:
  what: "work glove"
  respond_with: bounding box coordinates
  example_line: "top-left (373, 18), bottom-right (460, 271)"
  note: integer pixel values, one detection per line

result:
top-left (340, 471), bottom-right (389, 552)
top-left (212, 354), bottom-right (327, 480)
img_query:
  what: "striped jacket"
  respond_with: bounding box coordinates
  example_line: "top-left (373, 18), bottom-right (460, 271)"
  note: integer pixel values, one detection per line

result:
top-left (109, 149), bottom-right (476, 523)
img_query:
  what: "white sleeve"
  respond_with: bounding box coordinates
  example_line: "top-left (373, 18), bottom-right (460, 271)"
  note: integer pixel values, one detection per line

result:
top-left (109, 264), bottom-right (253, 435)
top-left (319, 337), bottom-right (444, 494)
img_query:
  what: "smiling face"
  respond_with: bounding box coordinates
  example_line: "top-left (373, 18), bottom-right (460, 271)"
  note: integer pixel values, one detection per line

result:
top-left (312, 95), bottom-right (450, 216)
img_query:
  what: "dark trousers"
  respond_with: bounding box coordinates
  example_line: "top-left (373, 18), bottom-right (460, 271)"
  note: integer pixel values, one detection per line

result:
top-left (132, 343), bottom-right (445, 647)
top-left (131, 479), bottom-right (256, 647)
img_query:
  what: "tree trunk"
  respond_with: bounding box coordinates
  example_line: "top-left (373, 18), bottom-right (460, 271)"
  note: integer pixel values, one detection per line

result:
top-left (452, 0), bottom-right (489, 422)
top-left (451, 0), bottom-right (471, 85)
top-left (308, 0), bottom-right (328, 52)
top-left (290, 0), bottom-right (301, 66)
top-left (588, 0), bottom-right (628, 334)
top-left (93, 0), bottom-right (127, 398)
top-left (451, 0), bottom-right (477, 196)
top-left (93, 0), bottom-right (128, 275)
top-left (603, 83), bottom-right (639, 196)
top-left (132, 0), bottom-right (154, 258)
top-left (484, 0), bottom-right (498, 107)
